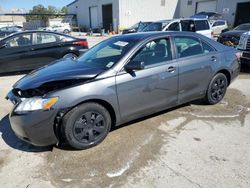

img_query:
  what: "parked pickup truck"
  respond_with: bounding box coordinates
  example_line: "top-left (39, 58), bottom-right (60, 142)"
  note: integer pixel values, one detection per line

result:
top-left (237, 31), bottom-right (250, 65)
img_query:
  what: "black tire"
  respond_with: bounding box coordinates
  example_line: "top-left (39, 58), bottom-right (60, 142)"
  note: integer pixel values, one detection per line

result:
top-left (204, 73), bottom-right (228, 105)
top-left (61, 103), bottom-right (111, 150)
top-left (63, 53), bottom-right (78, 60)
top-left (63, 29), bottom-right (70, 34)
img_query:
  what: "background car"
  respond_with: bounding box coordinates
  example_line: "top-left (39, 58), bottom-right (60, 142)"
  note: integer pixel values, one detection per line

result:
top-left (217, 23), bottom-right (250, 47)
top-left (7, 32), bottom-right (240, 150)
top-left (44, 24), bottom-right (71, 34)
top-left (191, 12), bottom-right (223, 20)
top-left (237, 31), bottom-right (250, 65)
top-left (0, 30), bottom-right (88, 73)
top-left (142, 18), bottom-right (212, 38)
top-left (0, 26), bottom-right (23, 38)
top-left (122, 21), bottom-right (152, 34)
top-left (210, 20), bottom-right (228, 38)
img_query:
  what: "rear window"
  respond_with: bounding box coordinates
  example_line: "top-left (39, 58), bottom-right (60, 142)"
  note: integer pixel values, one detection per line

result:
top-left (195, 20), bottom-right (210, 31)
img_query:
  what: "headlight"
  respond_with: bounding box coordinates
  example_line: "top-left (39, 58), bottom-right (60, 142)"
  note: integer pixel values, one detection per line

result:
top-left (15, 97), bottom-right (58, 112)
top-left (237, 33), bottom-right (248, 50)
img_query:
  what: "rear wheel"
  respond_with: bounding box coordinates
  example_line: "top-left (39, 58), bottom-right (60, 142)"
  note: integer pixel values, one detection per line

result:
top-left (204, 73), bottom-right (228, 105)
top-left (61, 103), bottom-right (111, 150)
top-left (63, 29), bottom-right (70, 34)
top-left (63, 53), bottom-right (78, 60)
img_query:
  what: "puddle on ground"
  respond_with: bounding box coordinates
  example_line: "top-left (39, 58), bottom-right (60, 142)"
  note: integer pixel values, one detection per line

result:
top-left (42, 88), bottom-right (250, 187)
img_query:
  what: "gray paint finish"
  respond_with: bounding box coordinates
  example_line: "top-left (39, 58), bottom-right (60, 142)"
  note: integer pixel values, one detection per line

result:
top-left (8, 32), bottom-right (240, 146)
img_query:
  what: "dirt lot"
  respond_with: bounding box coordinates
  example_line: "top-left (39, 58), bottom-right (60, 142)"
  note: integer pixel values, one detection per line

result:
top-left (0, 37), bottom-right (250, 188)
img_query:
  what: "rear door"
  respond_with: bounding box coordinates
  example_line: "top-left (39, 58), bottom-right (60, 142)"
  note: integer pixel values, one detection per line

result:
top-left (0, 33), bottom-right (33, 73)
top-left (173, 35), bottom-right (216, 103)
top-left (194, 20), bottom-right (212, 38)
top-left (27, 33), bottom-right (75, 69)
top-left (116, 37), bottom-right (178, 121)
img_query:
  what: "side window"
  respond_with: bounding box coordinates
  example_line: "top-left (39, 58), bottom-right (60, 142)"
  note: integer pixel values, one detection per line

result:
top-left (6, 34), bottom-right (32, 47)
top-left (201, 40), bottom-right (215, 53)
top-left (195, 20), bottom-right (210, 31)
top-left (213, 21), bottom-right (219, 27)
top-left (181, 20), bottom-right (195, 32)
top-left (132, 38), bottom-right (172, 67)
top-left (37, 33), bottom-right (57, 44)
top-left (174, 36), bottom-right (203, 58)
top-left (168, 22), bottom-right (180, 31)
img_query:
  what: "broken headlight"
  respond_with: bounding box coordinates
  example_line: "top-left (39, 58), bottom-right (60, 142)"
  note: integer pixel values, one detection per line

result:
top-left (15, 97), bottom-right (58, 112)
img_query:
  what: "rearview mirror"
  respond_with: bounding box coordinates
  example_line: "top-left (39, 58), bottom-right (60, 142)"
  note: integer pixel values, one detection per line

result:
top-left (124, 60), bottom-right (145, 71)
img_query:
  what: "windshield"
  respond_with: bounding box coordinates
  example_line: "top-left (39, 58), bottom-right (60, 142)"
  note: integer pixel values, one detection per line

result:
top-left (142, 22), bottom-right (169, 32)
top-left (77, 37), bottom-right (139, 70)
top-left (234, 24), bottom-right (250, 31)
top-left (137, 22), bottom-right (152, 32)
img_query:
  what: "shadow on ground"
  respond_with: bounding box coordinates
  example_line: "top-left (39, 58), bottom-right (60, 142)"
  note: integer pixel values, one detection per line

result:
top-left (0, 114), bottom-right (52, 152)
top-left (241, 64), bottom-right (250, 73)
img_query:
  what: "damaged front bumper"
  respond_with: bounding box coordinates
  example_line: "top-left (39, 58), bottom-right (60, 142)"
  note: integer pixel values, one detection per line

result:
top-left (6, 90), bottom-right (59, 146)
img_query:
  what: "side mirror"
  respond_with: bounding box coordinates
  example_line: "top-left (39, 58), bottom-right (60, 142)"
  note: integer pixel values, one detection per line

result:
top-left (124, 60), bottom-right (145, 71)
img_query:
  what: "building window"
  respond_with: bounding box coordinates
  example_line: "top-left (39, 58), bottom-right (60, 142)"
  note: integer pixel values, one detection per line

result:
top-left (187, 0), bottom-right (192, 6)
top-left (161, 0), bottom-right (166, 6)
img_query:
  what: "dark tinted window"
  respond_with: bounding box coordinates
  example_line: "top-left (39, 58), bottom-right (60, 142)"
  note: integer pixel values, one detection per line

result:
top-left (213, 21), bottom-right (225, 26)
top-left (174, 36), bottom-right (202, 58)
top-left (174, 36), bottom-right (215, 58)
top-left (168, 22), bottom-right (180, 31)
top-left (142, 22), bottom-right (169, 32)
top-left (201, 41), bottom-right (215, 53)
top-left (132, 38), bottom-right (172, 67)
top-left (181, 20), bottom-right (195, 32)
top-left (195, 20), bottom-right (210, 31)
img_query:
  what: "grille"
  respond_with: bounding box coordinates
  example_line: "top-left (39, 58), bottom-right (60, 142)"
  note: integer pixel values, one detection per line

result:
top-left (247, 38), bottom-right (250, 50)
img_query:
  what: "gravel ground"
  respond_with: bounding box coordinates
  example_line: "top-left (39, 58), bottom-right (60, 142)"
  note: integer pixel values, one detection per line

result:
top-left (0, 37), bottom-right (250, 188)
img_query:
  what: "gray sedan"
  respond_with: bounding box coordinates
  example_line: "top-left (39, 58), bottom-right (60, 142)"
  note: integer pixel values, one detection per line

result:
top-left (7, 32), bottom-right (240, 150)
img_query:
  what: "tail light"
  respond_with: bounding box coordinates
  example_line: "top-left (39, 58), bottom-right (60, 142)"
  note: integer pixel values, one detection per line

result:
top-left (73, 40), bottom-right (88, 47)
top-left (235, 52), bottom-right (242, 62)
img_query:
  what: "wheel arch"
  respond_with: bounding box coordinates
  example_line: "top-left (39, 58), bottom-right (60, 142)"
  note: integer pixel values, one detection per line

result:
top-left (54, 98), bottom-right (117, 144)
top-left (216, 69), bottom-right (231, 86)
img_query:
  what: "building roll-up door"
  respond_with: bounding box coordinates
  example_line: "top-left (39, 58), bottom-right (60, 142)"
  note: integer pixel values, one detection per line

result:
top-left (89, 6), bottom-right (98, 29)
top-left (196, 1), bottom-right (217, 13)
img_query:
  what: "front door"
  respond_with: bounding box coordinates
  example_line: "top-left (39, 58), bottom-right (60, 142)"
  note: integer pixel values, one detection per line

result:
top-left (0, 33), bottom-right (33, 73)
top-left (116, 37), bottom-right (178, 121)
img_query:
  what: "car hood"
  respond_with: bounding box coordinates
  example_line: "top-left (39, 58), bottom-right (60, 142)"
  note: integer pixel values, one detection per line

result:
top-left (220, 30), bottom-right (246, 37)
top-left (13, 58), bottom-right (104, 91)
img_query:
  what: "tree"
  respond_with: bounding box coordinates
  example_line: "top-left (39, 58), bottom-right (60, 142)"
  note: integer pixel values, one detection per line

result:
top-left (61, 6), bottom-right (68, 14)
top-left (26, 5), bottom-right (65, 22)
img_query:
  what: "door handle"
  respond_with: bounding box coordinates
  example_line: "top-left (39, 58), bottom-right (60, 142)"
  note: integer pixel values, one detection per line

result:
top-left (211, 56), bottom-right (217, 62)
top-left (167, 66), bottom-right (176, 73)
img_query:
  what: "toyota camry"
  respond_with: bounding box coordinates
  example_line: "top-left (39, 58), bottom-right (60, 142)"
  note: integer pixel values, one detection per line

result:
top-left (6, 32), bottom-right (240, 150)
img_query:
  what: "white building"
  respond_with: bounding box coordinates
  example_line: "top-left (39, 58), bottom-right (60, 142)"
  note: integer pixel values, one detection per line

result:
top-left (67, 0), bottom-right (179, 32)
top-left (67, 0), bottom-right (250, 32)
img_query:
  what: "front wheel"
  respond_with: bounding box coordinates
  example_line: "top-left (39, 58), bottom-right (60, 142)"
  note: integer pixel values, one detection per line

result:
top-left (204, 73), bottom-right (228, 105)
top-left (61, 103), bottom-right (111, 150)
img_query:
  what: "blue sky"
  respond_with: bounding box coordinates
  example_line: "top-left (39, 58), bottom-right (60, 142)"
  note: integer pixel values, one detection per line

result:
top-left (0, 0), bottom-right (73, 11)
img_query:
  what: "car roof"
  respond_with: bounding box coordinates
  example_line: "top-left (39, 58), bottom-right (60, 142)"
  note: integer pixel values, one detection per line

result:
top-left (0, 30), bottom-right (75, 40)
top-left (154, 18), bottom-right (209, 23)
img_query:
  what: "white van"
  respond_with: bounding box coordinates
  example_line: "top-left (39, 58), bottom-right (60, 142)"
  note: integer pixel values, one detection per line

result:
top-left (142, 18), bottom-right (213, 38)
